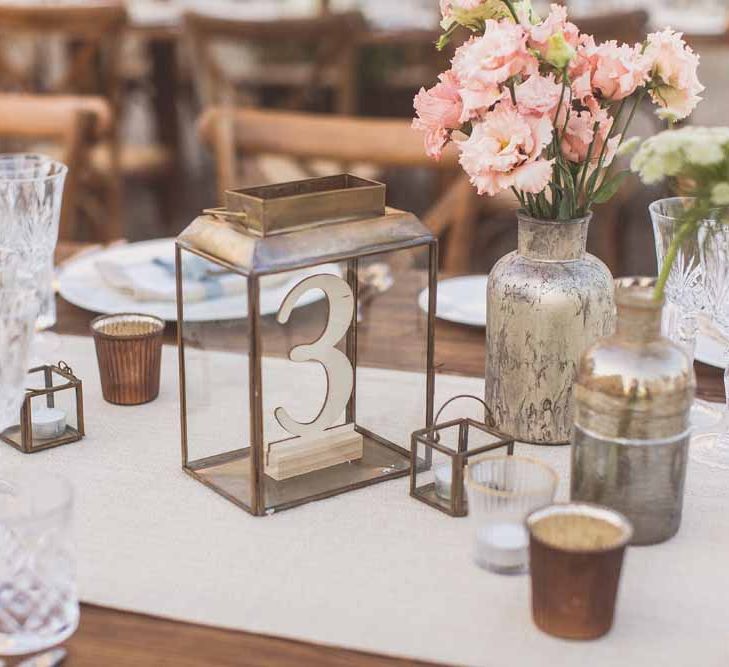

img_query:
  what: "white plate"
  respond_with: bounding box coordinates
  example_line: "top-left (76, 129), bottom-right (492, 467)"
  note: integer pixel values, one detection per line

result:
top-left (57, 238), bottom-right (340, 322)
top-left (696, 322), bottom-right (728, 370)
top-left (418, 275), bottom-right (488, 327)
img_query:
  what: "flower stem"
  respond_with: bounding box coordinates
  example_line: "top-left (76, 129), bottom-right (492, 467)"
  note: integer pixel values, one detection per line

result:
top-left (501, 0), bottom-right (520, 23)
top-left (654, 220), bottom-right (695, 300)
top-left (654, 202), bottom-right (708, 301)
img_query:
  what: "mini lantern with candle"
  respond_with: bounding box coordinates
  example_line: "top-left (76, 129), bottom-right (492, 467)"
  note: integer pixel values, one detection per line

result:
top-left (1, 362), bottom-right (84, 453)
top-left (411, 396), bottom-right (515, 517)
top-left (176, 175), bottom-right (437, 516)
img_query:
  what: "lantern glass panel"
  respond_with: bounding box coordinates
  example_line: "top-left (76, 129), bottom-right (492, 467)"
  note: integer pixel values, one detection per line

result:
top-left (28, 389), bottom-right (78, 445)
top-left (413, 425), bottom-right (461, 509)
top-left (178, 247), bottom-right (254, 512)
top-left (354, 247), bottom-right (430, 449)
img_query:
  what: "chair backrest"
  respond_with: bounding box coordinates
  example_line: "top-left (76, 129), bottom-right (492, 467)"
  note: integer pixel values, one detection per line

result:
top-left (0, 93), bottom-right (113, 240)
top-left (198, 106), bottom-right (460, 198)
top-left (0, 2), bottom-right (127, 108)
top-left (184, 11), bottom-right (365, 113)
top-left (574, 9), bottom-right (649, 45)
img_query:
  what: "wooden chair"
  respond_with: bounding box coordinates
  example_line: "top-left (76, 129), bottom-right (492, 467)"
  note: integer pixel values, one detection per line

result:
top-left (0, 1), bottom-right (178, 235)
top-left (0, 2), bottom-right (125, 238)
top-left (0, 94), bottom-right (113, 241)
top-left (184, 11), bottom-right (365, 114)
top-left (197, 106), bottom-right (515, 272)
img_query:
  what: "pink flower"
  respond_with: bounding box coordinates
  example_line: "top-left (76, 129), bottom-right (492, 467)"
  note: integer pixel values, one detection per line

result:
top-left (413, 70), bottom-right (463, 159)
top-left (458, 102), bottom-right (554, 196)
top-left (514, 74), bottom-right (563, 118)
top-left (440, 0), bottom-right (482, 22)
top-left (644, 28), bottom-right (703, 120)
top-left (528, 4), bottom-right (579, 58)
top-left (452, 21), bottom-right (538, 121)
top-left (560, 105), bottom-right (618, 166)
top-left (584, 40), bottom-right (649, 101)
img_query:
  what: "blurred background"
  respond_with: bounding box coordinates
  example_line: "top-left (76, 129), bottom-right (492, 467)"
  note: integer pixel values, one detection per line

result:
top-left (2, 0), bottom-right (727, 278)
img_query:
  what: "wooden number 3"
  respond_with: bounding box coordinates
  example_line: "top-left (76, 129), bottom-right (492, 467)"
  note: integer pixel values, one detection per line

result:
top-left (274, 274), bottom-right (354, 437)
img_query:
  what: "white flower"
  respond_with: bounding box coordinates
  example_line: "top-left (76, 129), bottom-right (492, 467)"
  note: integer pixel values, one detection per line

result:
top-left (617, 136), bottom-right (641, 157)
top-left (712, 183), bottom-right (729, 206)
top-left (632, 127), bottom-right (729, 185)
top-left (685, 139), bottom-right (724, 166)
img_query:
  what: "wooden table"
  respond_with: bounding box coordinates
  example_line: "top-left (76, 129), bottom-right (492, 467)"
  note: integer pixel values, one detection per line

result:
top-left (41, 244), bottom-right (725, 666)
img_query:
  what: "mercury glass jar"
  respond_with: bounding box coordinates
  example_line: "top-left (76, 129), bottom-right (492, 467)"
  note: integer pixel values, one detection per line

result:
top-left (485, 213), bottom-right (614, 445)
top-left (571, 278), bottom-right (696, 545)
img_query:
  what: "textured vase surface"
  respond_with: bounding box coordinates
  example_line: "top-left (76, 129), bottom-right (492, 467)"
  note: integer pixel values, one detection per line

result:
top-left (485, 212), bottom-right (615, 445)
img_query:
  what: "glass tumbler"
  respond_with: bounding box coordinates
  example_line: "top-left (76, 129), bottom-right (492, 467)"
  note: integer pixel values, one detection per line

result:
top-left (692, 221), bottom-right (729, 469)
top-left (0, 471), bottom-right (78, 655)
top-left (466, 455), bottom-right (558, 574)
top-left (650, 197), bottom-right (722, 432)
top-left (0, 154), bottom-right (67, 332)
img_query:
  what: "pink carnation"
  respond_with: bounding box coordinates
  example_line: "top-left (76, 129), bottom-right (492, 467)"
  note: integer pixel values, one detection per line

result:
top-left (413, 70), bottom-right (463, 159)
top-left (569, 33), bottom-right (597, 101)
top-left (514, 73), bottom-right (563, 118)
top-left (644, 28), bottom-right (703, 120)
top-left (560, 105), bottom-right (618, 166)
top-left (452, 21), bottom-right (538, 121)
top-left (458, 102), bottom-right (554, 196)
top-left (585, 40), bottom-right (649, 101)
top-left (528, 3), bottom-right (579, 57)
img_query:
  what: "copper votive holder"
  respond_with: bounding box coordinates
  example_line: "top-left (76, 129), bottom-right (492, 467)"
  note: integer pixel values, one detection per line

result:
top-left (91, 313), bottom-right (164, 405)
top-left (527, 503), bottom-right (633, 640)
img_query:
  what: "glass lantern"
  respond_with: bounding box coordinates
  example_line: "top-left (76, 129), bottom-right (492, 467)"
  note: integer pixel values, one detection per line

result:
top-left (176, 175), bottom-right (437, 515)
top-left (410, 396), bottom-right (515, 517)
top-left (0, 362), bottom-right (84, 453)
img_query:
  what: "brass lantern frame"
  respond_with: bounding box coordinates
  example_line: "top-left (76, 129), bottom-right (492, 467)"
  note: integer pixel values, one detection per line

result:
top-left (176, 175), bottom-right (437, 516)
top-left (0, 362), bottom-right (85, 454)
top-left (410, 395), bottom-right (515, 517)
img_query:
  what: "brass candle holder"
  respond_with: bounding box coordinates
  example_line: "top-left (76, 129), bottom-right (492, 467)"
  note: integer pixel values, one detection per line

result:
top-left (410, 395), bottom-right (515, 517)
top-left (0, 361), bottom-right (84, 453)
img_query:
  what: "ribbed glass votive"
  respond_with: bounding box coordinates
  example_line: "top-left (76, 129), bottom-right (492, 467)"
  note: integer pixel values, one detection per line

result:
top-left (466, 455), bottom-right (558, 574)
top-left (91, 314), bottom-right (164, 405)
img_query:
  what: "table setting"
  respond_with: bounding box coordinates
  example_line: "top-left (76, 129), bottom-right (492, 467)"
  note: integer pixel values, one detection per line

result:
top-left (2, 1), bottom-right (729, 665)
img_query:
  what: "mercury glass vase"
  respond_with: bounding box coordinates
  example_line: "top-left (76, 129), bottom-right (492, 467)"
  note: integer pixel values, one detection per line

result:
top-left (485, 212), bottom-right (615, 445)
top-left (571, 278), bottom-right (695, 544)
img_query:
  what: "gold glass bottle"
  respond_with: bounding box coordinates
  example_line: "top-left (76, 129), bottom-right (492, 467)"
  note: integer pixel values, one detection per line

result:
top-left (571, 278), bottom-right (696, 545)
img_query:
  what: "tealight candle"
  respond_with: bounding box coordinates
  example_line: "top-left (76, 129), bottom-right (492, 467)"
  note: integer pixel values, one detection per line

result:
top-left (31, 407), bottom-right (67, 441)
top-left (434, 463), bottom-right (452, 500)
top-left (475, 522), bottom-right (529, 572)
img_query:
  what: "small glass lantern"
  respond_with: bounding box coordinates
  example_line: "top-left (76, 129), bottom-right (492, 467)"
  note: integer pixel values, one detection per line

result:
top-left (411, 396), bottom-right (515, 517)
top-left (1, 362), bottom-right (84, 453)
top-left (176, 175), bottom-right (437, 516)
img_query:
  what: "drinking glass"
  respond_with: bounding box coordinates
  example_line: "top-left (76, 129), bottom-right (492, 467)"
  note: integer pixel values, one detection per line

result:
top-left (0, 284), bottom-right (39, 432)
top-left (0, 154), bottom-right (67, 337)
top-left (0, 470), bottom-right (78, 655)
top-left (650, 197), bottom-right (722, 431)
top-left (692, 221), bottom-right (729, 469)
top-left (466, 455), bottom-right (558, 574)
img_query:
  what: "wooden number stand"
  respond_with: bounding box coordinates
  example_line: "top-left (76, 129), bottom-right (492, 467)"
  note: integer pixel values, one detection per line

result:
top-left (264, 274), bottom-right (363, 481)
